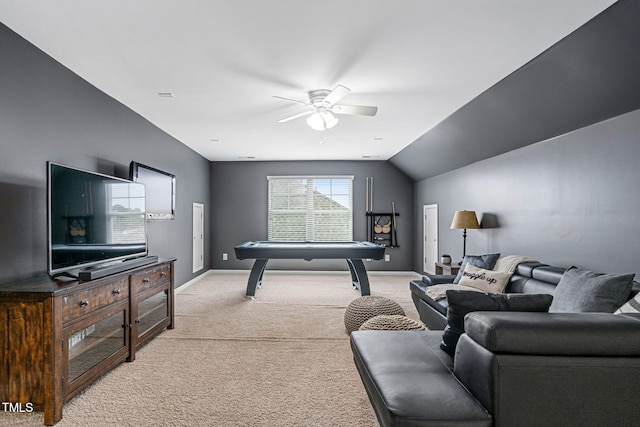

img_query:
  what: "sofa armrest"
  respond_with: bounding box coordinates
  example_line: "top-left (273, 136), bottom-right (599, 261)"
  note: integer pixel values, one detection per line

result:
top-left (422, 274), bottom-right (457, 286)
top-left (464, 311), bottom-right (640, 356)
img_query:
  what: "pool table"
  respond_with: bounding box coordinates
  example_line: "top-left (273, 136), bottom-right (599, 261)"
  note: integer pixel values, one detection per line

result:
top-left (234, 241), bottom-right (385, 298)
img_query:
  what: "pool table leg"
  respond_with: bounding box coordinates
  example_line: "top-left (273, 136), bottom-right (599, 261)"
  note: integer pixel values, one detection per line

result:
top-left (346, 259), bottom-right (371, 296)
top-left (246, 259), bottom-right (269, 298)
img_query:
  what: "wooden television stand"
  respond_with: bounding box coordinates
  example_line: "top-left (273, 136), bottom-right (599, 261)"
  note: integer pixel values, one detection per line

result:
top-left (0, 257), bottom-right (175, 425)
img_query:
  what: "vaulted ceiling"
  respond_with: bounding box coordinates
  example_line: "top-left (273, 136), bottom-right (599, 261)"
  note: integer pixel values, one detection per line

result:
top-left (0, 0), bottom-right (619, 171)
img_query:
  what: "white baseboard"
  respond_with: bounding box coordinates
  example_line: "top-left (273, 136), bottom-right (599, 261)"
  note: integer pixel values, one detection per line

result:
top-left (175, 269), bottom-right (214, 293)
top-left (179, 269), bottom-right (420, 290)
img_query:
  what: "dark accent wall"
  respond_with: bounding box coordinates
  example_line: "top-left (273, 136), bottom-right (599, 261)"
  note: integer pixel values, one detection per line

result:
top-left (210, 160), bottom-right (414, 271)
top-left (0, 23), bottom-right (211, 286)
top-left (414, 108), bottom-right (640, 278)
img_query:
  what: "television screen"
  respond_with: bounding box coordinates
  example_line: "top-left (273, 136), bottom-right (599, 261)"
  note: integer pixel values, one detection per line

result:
top-left (130, 162), bottom-right (175, 220)
top-left (47, 162), bottom-right (148, 276)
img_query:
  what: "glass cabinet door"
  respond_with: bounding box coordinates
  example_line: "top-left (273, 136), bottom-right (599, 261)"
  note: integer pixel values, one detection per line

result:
top-left (136, 286), bottom-right (170, 342)
top-left (65, 302), bottom-right (129, 395)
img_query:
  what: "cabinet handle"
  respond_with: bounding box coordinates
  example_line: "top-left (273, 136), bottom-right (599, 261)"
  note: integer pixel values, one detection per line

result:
top-left (79, 300), bottom-right (89, 307)
top-left (122, 323), bottom-right (132, 329)
top-left (143, 278), bottom-right (150, 283)
top-left (112, 289), bottom-right (121, 295)
top-left (135, 319), bottom-right (141, 324)
top-left (161, 272), bottom-right (167, 277)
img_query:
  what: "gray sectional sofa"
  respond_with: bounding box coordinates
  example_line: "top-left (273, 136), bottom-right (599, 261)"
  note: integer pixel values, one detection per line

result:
top-left (410, 261), bottom-right (564, 329)
top-left (350, 259), bottom-right (640, 426)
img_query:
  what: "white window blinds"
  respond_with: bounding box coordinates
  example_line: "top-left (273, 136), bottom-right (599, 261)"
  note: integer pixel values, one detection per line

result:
top-left (267, 176), bottom-right (353, 242)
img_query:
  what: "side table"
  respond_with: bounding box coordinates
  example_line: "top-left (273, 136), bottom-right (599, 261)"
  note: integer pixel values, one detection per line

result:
top-left (434, 262), bottom-right (460, 275)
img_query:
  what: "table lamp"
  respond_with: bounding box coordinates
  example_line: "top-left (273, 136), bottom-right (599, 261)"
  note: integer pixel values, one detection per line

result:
top-left (450, 210), bottom-right (480, 261)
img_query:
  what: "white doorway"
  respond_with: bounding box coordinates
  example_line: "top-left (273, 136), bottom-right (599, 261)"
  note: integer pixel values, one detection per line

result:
top-left (423, 204), bottom-right (438, 274)
top-left (192, 203), bottom-right (204, 273)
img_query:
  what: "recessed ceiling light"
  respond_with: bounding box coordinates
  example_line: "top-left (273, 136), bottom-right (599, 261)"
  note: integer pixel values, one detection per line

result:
top-left (210, 138), bottom-right (221, 143)
top-left (362, 155), bottom-right (380, 159)
top-left (372, 137), bottom-right (383, 141)
top-left (158, 92), bottom-right (174, 98)
top-left (238, 156), bottom-right (256, 160)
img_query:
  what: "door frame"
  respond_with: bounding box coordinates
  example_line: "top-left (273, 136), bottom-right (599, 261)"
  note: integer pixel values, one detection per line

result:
top-left (192, 202), bottom-right (204, 273)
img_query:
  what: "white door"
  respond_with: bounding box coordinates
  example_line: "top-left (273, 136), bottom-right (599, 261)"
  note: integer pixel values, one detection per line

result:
top-left (423, 204), bottom-right (438, 274)
top-left (192, 203), bottom-right (204, 273)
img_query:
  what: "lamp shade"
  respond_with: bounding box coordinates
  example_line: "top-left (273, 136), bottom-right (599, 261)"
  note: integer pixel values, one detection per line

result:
top-left (450, 210), bottom-right (480, 229)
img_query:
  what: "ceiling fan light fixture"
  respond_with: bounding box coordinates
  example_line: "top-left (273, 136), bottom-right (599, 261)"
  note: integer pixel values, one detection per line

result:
top-left (323, 111), bottom-right (338, 129)
top-left (306, 111), bottom-right (338, 131)
top-left (306, 112), bottom-right (324, 131)
top-left (276, 85), bottom-right (376, 130)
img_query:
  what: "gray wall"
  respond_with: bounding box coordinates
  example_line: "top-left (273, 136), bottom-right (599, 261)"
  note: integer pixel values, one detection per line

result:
top-left (414, 108), bottom-right (640, 278)
top-left (0, 23), bottom-right (211, 286)
top-left (210, 160), bottom-right (414, 271)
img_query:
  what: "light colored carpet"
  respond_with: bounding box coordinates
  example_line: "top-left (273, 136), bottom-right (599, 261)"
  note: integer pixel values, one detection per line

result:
top-left (1, 271), bottom-right (420, 426)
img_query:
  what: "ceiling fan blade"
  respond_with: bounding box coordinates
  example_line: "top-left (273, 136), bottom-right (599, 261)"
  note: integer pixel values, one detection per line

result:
top-left (331, 104), bottom-right (378, 116)
top-left (323, 85), bottom-right (351, 107)
top-left (277, 110), bottom-right (313, 123)
top-left (273, 95), bottom-right (308, 106)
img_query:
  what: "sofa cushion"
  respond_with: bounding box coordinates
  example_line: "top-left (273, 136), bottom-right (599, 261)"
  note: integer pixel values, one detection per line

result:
top-left (531, 265), bottom-right (566, 285)
top-left (457, 264), bottom-right (511, 294)
top-left (548, 267), bottom-right (635, 313)
top-left (464, 311), bottom-right (640, 356)
top-left (504, 264), bottom-right (566, 295)
top-left (350, 330), bottom-right (492, 427)
top-left (615, 292), bottom-right (640, 314)
top-left (453, 253), bottom-right (500, 284)
top-left (440, 291), bottom-right (553, 357)
top-left (411, 280), bottom-right (449, 314)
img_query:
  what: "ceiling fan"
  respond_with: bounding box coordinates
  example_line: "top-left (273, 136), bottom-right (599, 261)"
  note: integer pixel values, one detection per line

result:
top-left (274, 85), bottom-right (378, 131)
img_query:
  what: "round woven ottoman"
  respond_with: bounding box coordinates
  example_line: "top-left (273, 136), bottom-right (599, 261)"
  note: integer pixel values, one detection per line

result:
top-left (359, 314), bottom-right (426, 331)
top-left (344, 296), bottom-right (405, 333)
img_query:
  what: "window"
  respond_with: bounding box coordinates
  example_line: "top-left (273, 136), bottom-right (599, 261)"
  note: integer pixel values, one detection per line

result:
top-left (268, 176), bottom-right (353, 241)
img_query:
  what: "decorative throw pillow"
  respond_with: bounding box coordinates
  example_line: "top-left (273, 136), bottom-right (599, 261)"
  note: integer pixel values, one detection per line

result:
top-left (453, 253), bottom-right (500, 284)
top-left (548, 267), bottom-right (635, 313)
top-left (440, 290), bottom-right (553, 358)
top-left (457, 264), bottom-right (511, 294)
top-left (615, 293), bottom-right (640, 314)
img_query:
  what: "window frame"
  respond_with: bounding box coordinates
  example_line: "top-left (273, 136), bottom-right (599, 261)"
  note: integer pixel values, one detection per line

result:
top-left (267, 175), bottom-right (354, 242)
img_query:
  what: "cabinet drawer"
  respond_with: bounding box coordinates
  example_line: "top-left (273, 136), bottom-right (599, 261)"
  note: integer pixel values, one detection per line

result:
top-left (62, 288), bottom-right (100, 323)
top-left (99, 278), bottom-right (129, 306)
top-left (131, 264), bottom-right (171, 294)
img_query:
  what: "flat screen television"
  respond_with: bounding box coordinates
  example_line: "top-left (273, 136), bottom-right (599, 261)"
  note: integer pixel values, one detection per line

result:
top-left (47, 162), bottom-right (148, 277)
top-left (130, 162), bottom-right (175, 220)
